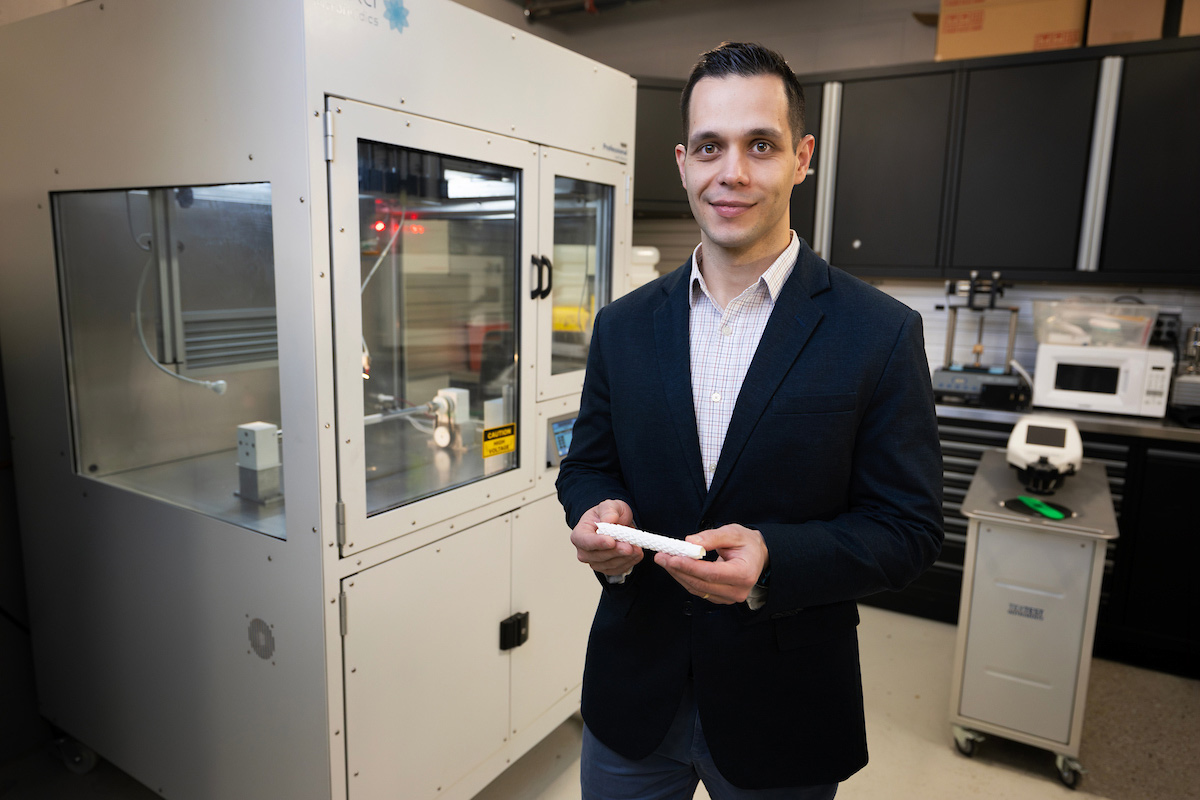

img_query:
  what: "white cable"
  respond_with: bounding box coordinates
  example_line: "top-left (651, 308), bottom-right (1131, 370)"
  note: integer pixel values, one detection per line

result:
top-left (1009, 359), bottom-right (1034, 388)
top-left (125, 191), bottom-right (152, 252)
top-left (405, 415), bottom-right (436, 435)
top-left (361, 206), bottom-right (407, 295)
top-left (134, 250), bottom-right (227, 395)
top-left (360, 206), bottom-right (408, 374)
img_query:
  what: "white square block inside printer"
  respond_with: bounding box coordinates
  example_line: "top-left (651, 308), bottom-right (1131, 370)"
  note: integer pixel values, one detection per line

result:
top-left (237, 422), bottom-right (280, 471)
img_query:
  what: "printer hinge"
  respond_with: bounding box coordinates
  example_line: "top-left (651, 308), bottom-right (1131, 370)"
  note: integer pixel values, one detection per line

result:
top-left (323, 109), bottom-right (335, 162)
top-left (336, 500), bottom-right (346, 547)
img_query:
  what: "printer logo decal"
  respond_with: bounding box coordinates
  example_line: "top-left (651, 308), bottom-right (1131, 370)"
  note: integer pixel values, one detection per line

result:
top-left (384, 0), bottom-right (409, 33)
top-left (1007, 603), bottom-right (1044, 621)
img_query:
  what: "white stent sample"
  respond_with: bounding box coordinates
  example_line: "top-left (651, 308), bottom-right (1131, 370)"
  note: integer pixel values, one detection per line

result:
top-left (595, 522), bottom-right (706, 559)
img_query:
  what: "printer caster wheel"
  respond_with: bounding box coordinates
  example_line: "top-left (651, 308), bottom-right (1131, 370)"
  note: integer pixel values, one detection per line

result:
top-left (952, 725), bottom-right (984, 757)
top-left (54, 735), bottom-right (98, 775)
top-left (1055, 754), bottom-right (1083, 790)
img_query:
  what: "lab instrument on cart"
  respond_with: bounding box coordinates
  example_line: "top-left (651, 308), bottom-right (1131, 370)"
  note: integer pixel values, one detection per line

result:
top-left (949, 417), bottom-right (1118, 789)
top-left (0, 2), bottom-right (634, 799)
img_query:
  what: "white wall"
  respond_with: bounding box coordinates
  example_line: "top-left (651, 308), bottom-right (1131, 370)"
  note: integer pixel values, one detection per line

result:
top-left (631, 219), bottom-right (1200, 374)
top-left (880, 279), bottom-right (1200, 378)
top-left (455, 0), bottom-right (940, 78)
top-left (0, 0), bottom-right (82, 26)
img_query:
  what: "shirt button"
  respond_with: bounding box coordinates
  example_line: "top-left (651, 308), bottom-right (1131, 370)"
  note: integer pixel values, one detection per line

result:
top-left (720, 325), bottom-right (733, 336)
top-left (710, 392), bottom-right (721, 403)
top-left (707, 463), bottom-right (716, 474)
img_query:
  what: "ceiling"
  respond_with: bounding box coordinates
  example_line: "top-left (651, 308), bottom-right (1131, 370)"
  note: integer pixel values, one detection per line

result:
top-left (506, 0), bottom-right (659, 22)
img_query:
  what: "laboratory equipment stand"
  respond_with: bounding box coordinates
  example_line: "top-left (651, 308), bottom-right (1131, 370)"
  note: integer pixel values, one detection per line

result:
top-left (948, 450), bottom-right (1119, 789)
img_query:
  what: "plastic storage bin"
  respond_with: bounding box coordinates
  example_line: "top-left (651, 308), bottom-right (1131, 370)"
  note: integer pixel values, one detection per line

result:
top-left (1033, 300), bottom-right (1157, 348)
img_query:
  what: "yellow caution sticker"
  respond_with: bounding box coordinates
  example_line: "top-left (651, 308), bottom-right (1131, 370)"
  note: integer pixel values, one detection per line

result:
top-left (482, 423), bottom-right (516, 459)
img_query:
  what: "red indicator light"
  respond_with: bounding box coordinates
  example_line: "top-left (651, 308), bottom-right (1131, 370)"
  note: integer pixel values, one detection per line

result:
top-left (408, 224), bottom-right (425, 235)
top-left (373, 220), bottom-right (386, 232)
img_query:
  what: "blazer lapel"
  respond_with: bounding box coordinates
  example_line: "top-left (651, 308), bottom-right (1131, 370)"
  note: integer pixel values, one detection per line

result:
top-left (702, 248), bottom-right (829, 512)
top-left (654, 262), bottom-right (707, 502)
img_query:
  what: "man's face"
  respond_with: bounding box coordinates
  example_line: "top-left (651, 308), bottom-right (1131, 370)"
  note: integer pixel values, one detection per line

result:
top-left (676, 74), bottom-right (814, 260)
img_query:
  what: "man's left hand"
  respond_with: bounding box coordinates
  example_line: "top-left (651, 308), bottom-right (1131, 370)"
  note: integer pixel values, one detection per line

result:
top-left (654, 524), bottom-right (768, 604)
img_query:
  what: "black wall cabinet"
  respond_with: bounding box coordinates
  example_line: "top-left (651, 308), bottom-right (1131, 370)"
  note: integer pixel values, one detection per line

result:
top-left (1099, 48), bottom-right (1200, 279)
top-left (788, 82), bottom-right (822, 248)
top-left (632, 39), bottom-right (1200, 285)
top-left (950, 59), bottom-right (1099, 274)
top-left (831, 71), bottom-right (953, 276)
top-left (633, 79), bottom-right (689, 218)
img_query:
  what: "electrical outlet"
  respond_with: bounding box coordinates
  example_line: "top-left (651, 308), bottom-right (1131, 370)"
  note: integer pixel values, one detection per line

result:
top-left (1152, 309), bottom-right (1182, 351)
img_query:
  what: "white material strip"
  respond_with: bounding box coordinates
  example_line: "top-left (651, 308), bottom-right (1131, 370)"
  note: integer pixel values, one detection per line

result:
top-left (595, 522), bottom-right (706, 559)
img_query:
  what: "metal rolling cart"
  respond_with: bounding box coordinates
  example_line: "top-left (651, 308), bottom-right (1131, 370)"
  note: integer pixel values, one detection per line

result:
top-left (949, 417), bottom-right (1119, 789)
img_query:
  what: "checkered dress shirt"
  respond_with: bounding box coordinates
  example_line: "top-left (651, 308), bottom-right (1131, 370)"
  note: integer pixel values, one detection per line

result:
top-left (688, 232), bottom-right (800, 488)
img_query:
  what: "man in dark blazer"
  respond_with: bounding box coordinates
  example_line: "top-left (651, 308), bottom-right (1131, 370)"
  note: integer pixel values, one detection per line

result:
top-left (556, 42), bottom-right (943, 799)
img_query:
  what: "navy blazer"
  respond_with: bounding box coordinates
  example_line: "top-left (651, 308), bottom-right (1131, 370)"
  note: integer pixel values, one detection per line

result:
top-left (556, 241), bottom-right (944, 788)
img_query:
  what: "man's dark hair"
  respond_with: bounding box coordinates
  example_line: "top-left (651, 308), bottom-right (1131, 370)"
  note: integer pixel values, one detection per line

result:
top-left (680, 42), bottom-right (807, 146)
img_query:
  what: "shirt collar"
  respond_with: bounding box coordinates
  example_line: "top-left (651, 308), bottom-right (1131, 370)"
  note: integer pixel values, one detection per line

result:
top-left (689, 231), bottom-right (800, 309)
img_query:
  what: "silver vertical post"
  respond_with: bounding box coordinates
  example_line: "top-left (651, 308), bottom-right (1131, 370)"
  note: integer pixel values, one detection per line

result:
top-left (812, 81), bottom-right (842, 259)
top-left (1005, 308), bottom-right (1019, 374)
top-left (944, 306), bottom-right (958, 369)
top-left (1076, 56), bottom-right (1123, 273)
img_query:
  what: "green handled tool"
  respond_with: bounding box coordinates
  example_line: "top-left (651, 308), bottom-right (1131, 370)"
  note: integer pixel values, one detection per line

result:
top-left (1016, 495), bottom-right (1066, 520)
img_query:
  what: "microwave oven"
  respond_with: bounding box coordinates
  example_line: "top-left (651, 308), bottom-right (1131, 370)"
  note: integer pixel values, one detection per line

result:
top-left (1033, 344), bottom-right (1174, 418)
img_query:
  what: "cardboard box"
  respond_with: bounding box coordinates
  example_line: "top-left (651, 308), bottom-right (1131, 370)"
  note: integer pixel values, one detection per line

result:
top-left (936, 0), bottom-right (1087, 61)
top-left (1182, 0), bottom-right (1200, 37)
top-left (1087, 0), bottom-right (1165, 46)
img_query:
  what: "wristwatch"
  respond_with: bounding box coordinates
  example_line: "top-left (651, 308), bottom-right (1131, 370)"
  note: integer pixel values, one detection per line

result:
top-left (755, 563), bottom-right (771, 589)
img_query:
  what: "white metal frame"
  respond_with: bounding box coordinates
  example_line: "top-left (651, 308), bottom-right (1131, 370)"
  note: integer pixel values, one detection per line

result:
top-left (0, 2), bottom-right (635, 800)
top-left (535, 147), bottom-right (630, 402)
top-left (1076, 56), bottom-right (1124, 273)
top-left (949, 517), bottom-right (1108, 759)
top-left (811, 81), bottom-right (842, 260)
top-left (328, 97), bottom-right (541, 557)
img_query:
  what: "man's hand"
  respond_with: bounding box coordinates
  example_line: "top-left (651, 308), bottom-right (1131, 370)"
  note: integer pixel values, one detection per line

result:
top-left (654, 524), bottom-right (768, 604)
top-left (570, 499), bottom-right (643, 577)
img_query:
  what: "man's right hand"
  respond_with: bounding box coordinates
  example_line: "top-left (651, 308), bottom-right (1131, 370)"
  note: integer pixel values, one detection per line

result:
top-left (570, 499), bottom-right (642, 577)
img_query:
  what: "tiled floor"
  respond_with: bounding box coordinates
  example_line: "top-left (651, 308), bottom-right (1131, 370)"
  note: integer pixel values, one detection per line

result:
top-left (4, 605), bottom-right (1192, 799)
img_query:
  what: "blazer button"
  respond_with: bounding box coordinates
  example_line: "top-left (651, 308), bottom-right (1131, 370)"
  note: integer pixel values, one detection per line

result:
top-left (682, 601), bottom-right (693, 616)
top-left (699, 518), bottom-right (712, 529)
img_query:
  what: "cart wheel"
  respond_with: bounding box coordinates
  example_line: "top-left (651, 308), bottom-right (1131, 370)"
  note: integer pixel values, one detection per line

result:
top-left (1055, 754), bottom-right (1083, 790)
top-left (53, 736), bottom-right (98, 775)
top-left (951, 725), bottom-right (983, 758)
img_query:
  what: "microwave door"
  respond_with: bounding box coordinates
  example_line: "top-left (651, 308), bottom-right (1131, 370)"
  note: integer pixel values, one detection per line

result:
top-left (1054, 362), bottom-right (1122, 396)
top-left (1034, 346), bottom-right (1132, 414)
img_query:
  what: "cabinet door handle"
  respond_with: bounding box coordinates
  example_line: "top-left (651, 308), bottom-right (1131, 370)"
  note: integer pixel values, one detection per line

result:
top-left (539, 255), bottom-right (554, 300)
top-left (530, 254), bottom-right (543, 300)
